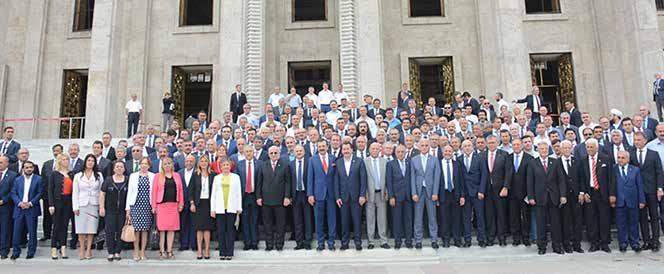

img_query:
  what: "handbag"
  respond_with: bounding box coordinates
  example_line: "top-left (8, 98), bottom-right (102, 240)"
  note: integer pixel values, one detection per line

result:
top-left (121, 218), bottom-right (135, 243)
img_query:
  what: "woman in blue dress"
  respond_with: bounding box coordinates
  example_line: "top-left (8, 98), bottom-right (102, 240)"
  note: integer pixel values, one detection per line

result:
top-left (126, 157), bottom-right (155, 261)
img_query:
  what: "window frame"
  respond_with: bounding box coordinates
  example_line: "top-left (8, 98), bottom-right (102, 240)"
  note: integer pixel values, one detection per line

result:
top-left (291, 0), bottom-right (328, 22)
top-left (408, 0), bottom-right (445, 18)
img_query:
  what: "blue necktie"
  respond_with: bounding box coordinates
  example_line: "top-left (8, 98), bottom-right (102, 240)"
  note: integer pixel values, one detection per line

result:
top-left (297, 160), bottom-right (304, 191)
top-left (514, 154), bottom-right (520, 172)
top-left (446, 160), bottom-right (453, 191)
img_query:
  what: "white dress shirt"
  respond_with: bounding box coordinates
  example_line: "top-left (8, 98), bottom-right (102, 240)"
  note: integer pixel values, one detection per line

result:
top-left (200, 175), bottom-right (210, 199)
top-left (344, 157), bottom-right (352, 176)
top-left (125, 100), bottom-right (142, 113)
top-left (22, 175), bottom-right (32, 203)
top-left (318, 90), bottom-right (335, 105)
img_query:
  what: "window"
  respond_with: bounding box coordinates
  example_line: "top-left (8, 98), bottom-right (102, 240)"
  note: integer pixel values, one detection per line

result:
top-left (73, 0), bottom-right (95, 32)
top-left (525, 0), bottom-right (561, 14)
top-left (179, 0), bottom-right (213, 26)
top-left (657, 0), bottom-right (664, 10)
top-left (292, 0), bottom-right (327, 22)
top-left (409, 0), bottom-right (444, 17)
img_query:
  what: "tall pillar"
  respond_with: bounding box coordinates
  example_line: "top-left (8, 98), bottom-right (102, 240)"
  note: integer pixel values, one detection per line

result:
top-left (356, 0), bottom-right (386, 103)
top-left (339, 0), bottom-right (359, 101)
top-left (475, 0), bottom-right (531, 101)
top-left (124, 0), bottom-right (152, 123)
top-left (85, 0), bottom-right (124, 138)
top-left (238, 0), bottom-right (264, 114)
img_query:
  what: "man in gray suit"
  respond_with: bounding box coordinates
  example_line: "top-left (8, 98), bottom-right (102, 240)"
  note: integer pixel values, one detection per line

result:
top-left (364, 143), bottom-right (389, 249)
top-left (410, 139), bottom-right (441, 249)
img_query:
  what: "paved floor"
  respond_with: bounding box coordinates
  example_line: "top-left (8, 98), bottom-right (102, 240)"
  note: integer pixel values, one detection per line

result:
top-left (1, 241), bottom-right (663, 274)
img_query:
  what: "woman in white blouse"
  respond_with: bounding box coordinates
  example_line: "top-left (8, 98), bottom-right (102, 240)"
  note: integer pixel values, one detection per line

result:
top-left (72, 154), bottom-right (103, 260)
top-left (188, 155), bottom-right (216, 260)
top-left (210, 160), bottom-right (242, 260)
top-left (125, 157), bottom-right (155, 261)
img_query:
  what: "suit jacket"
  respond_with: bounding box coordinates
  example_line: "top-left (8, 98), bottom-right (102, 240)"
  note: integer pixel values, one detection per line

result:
top-left (527, 157), bottom-right (566, 206)
top-left (307, 153), bottom-right (336, 201)
top-left (236, 159), bottom-right (262, 196)
top-left (577, 153), bottom-right (616, 201)
top-left (368, 108), bottom-right (385, 119)
top-left (41, 159), bottom-right (55, 180)
top-left (409, 154), bottom-right (441, 198)
top-left (334, 156), bottom-right (367, 202)
top-left (386, 159), bottom-right (411, 202)
top-left (125, 146), bottom-right (156, 161)
top-left (438, 159), bottom-right (466, 202)
top-left (256, 159), bottom-right (291, 206)
top-left (150, 172), bottom-right (185, 209)
top-left (654, 79), bottom-right (664, 101)
top-left (364, 157), bottom-right (387, 203)
top-left (230, 92), bottom-right (248, 117)
top-left (614, 165), bottom-right (645, 208)
top-left (289, 158), bottom-right (309, 198)
top-left (482, 149), bottom-right (509, 195)
top-left (505, 152), bottom-right (533, 200)
top-left (644, 117), bottom-right (658, 133)
top-left (104, 146), bottom-right (117, 161)
top-left (97, 157), bottom-right (112, 178)
top-left (254, 148), bottom-right (269, 162)
top-left (458, 153), bottom-right (487, 197)
top-left (10, 175), bottom-right (43, 218)
top-left (9, 161), bottom-right (40, 176)
top-left (0, 140), bottom-right (20, 163)
top-left (516, 94), bottom-right (543, 112)
top-left (0, 170), bottom-right (19, 214)
top-left (630, 148), bottom-right (663, 194)
top-left (149, 157), bottom-right (179, 174)
top-left (188, 172), bottom-right (216, 207)
top-left (569, 108), bottom-right (583, 127)
top-left (218, 139), bottom-right (237, 155)
top-left (601, 143), bottom-right (634, 163)
top-left (558, 156), bottom-right (580, 196)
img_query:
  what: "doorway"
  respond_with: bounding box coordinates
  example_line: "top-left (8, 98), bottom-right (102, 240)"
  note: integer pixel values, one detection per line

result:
top-left (530, 53), bottom-right (576, 124)
top-left (171, 65), bottom-right (213, 124)
top-left (288, 61), bottom-right (331, 96)
top-left (408, 57), bottom-right (455, 107)
top-left (60, 69), bottom-right (88, 138)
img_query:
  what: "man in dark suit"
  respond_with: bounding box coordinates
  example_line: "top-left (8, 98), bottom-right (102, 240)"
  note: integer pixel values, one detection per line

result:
top-left (368, 99), bottom-right (385, 119)
top-left (0, 127), bottom-right (20, 164)
top-left (631, 132), bottom-right (663, 252)
top-left (602, 129), bottom-right (633, 163)
top-left (528, 141), bottom-right (566, 255)
top-left (639, 105), bottom-right (659, 133)
top-left (506, 138), bottom-right (534, 246)
top-left (256, 146), bottom-right (291, 251)
top-left (236, 146), bottom-right (261, 250)
top-left (558, 140), bottom-right (584, 253)
top-left (9, 162), bottom-right (42, 260)
top-left (230, 84), bottom-right (248, 123)
top-left (578, 138), bottom-right (616, 253)
top-left (438, 145), bottom-right (466, 248)
top-left (125, 133), bottom-right (156, 161)
top-left (386, 145), bottom-right (413, 249)
top-left (653, 74), bottom-right (664, 121)
top-left (614, 151), bottom-right (646, 253)
top-left (39, 144), bottom-right (63, 242)
top-left (307, 140), bottom-right (337, 251)
top-left (462, 92), bottom-right (481, 115)
top-left (515, 86), bottom-right (543, 120)
top-left (8, 148), bottom-right (40, 176)
top-left (289, 145), bottom-right (313, 250)
top-left (482, 136), bottom-right (510, 246)
top-left (459, 140), bottom-right (488, 247)
top-left (564, 101), bottom-right (583, 127)
top-left (101, 132), bottom-right (117, 161)
top-left (176, 154), bottom-right (195, 251)
top-left (0, 156), bottom-right (19, 259)
top-left (92, 141), bottom-right (112, 177)
top-left (334, 142), bottom-right (367, 251)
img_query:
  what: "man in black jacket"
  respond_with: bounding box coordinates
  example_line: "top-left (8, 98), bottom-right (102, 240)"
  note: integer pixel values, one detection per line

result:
top-left (558, 140), bottom-right (584, 253)
top-left (631, 132), bottom-right (663, 252)
top-left (256, 146), bottom-right (291, 251)
top-left (482, 136), bottom-right (510, 246)
top-left (438, 145), bottom-right (466, 247)
top-left (506, 138), bottom-right (534, 246)
top-left (229, 84), bottom-right (247, 123)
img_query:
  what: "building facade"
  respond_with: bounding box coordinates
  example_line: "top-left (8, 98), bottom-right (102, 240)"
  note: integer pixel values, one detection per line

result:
top-left (0, 0), bottom-right (662, 139)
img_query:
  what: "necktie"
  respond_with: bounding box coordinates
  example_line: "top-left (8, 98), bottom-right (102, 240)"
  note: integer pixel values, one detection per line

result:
top-left (621, 166), bottom-right (627, 179)
top-left (246, 161), bottom-right (253, 193)
top-left (0, 171), bottom-right (3, 183)
top-left (465, 156), bottom-right (470, 170)
top-left (400, 161), bottom-right (405, 177)
top-left (373, 159), bottom-right (381, 189)
top-left (489, 152), bottom-right (495, 173)
top-left (542, 159), bottom-right (548, 173)
top-left (639, 150), bottom-right (644, 165)
top-left (297, 160), bottom-right (304, 191)
top-left (446, 160), bottom-right (453, 191)
top-left (535, 96), bottom-right (540, 110)
top-left (591, 156), bottom-right (599, 190)
top-left (566, 158), bottom-right (571, 175)
top-left (514, 154), bottom-right (520, 172)
top-left (70, 159), bottom-right (75, 170)
top-left (421, 156), bottom-right (427, 173)
top-left (322, 156), bottom-right (328, 174)
top-left (272, 161), bottom-right (277, 172)
top-left (0, 141), bottom-right (7, 154)
top-left (133, 161), bottom-right (138, 172)
top-left (432, 149), bottom-right (437, 158)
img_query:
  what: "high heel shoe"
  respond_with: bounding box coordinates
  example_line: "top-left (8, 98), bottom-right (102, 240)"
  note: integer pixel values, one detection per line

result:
top-left (167, 251), bottom-right (174, 260)
top-left (60, 247), bottom-right (68, 259)
top-left (50, 248), bottom-right (58, 260)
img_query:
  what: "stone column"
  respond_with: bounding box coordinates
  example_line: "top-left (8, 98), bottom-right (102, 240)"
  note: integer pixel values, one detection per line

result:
top-left (339, 0), bottom-right (359, 101)
top-left (239, 0), bottom-right (264, 114)
top-left (356, 0), bottom-right (386, 104)
top-left (0, 64), bottom-right (7, 130)
top-left (124, 0), bottom-right (152, 122)
top-left (475, 0), bottom-right (531, 101)
top-left (85, 0), bottom-right (124, 138)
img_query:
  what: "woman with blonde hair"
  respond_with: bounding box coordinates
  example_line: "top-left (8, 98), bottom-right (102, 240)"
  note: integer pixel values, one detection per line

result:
top-left (72, 154), bottom-right (103, 260)
top-left (189, 155), bottom-right (216, 259)
top-left (150, 157), bottom-right (184, 260)
top-left (126, 157), bottom-right (155, 261)
top-left (47, 154), bottom-right (73, 259)
top-left (210, 160), bottom-right (242, 260)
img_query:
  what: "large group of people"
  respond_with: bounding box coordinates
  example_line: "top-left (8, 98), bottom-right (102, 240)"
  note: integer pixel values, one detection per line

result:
top-left (1, 80), bottom-right (664, 262)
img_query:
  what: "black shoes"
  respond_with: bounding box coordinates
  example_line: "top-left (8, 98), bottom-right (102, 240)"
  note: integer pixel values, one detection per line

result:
top-left (632, 246), bottom-right (642, 253)
top-left (367, 243), bottom-right (374, 250)
top-left (441, 241), bottom-right (450, 248)
top-left (394, 243), bottom-right (401, 250)
top-left (573, 246), bottom-right (585, 253)
top-left (512, 239), bottom-right (521, 246)
top-left (552, 248), bottom-right (564, 255)
top-left (563, 246), bottom-right (573, 254)
top-left (380, 243), bottom-right (390, 249)
top-left (243, 245), bottom-right (251, 251)
top-left (431, 242), bottom-right (439, 249)
top-left (537, 249), bottom-right (546, 255)
top-left (10, 255), bottom-right (18, 260)
top-left (355, 245), bottom-right (362, 251)
top-left (294, 244), bottom-right (304, 250)
top-left (478, 241), bottom-right (487, 248)
top-left (340, 244), bottom-right (349, 251)
top-left (619, 246), bottom-right (627, 253)
top-left (316, 245), bottom-right (325, 251)
top-left (588, 245), bottom-right (599, 252)
top-left (405, 243), bottom-right (413, 249)
top-left (328, 245), bottom-right (336, 251)
top-left (275, 246), bottom-right (283, 251)
top-left (463, 241), bottom-right (472, 248)
top-left (600, 245), bottom-right (611, 253)
top-left (415, 243), bottom-right (422, 249)
top-left (265, 246), bottom-right (273, 251)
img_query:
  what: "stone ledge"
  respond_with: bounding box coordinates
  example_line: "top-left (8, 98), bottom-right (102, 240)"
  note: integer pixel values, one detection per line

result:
top-left (523, 13), bottom-right (569, 22)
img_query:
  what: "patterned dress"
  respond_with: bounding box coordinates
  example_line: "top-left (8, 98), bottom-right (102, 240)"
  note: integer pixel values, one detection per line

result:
top-left (130, 175), bottom-right (153, 231)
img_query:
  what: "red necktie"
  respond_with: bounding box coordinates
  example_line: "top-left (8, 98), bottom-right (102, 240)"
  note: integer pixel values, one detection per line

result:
top-left (542, 159), bottom-right (547, 173)
top-left (322, 156), bottom-right (328, 174)
top-left (272, 162), bottom-right (276, 172)
top-left (592, 156), bottom-right (599, 190)
top-left (246, 161), bottom-right (253, 193)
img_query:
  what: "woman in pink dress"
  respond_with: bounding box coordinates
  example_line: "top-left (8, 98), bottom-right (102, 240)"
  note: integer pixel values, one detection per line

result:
top-left (150, 157), bottom-right (184, 259)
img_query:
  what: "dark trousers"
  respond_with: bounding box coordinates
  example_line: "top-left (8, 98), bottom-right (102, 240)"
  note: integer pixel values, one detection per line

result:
top-left (535, 198), bottom-right (562, 250)
top-left (70, 214), bottom-right (77, 247)
top-left (41, 198), bottom-right (53, 239)
top-left (12, 213), bottom-right (37, 257)
top-left (216, 213), bottom-right (236, 257)
top-left (241, 194), bottom-right (258, 247)
top-left (262, 205), bottom-right (286, 248)
top-left (105, 212), bottom-right (125, 255)
top-left (127, 112), bottom-right (140, 138)
top-left (0, 212), bottom-right (10, 256)
top-left (462, 196), bottom-right (486, 242)
top-left (439, 195), bottom-right (462, 242)
top-left (339, 199), bottom-right (362, 246)
top-left (51, 198), bottom-right (72, 248)
top-left (179, 208), bottom-right (194, 249)
top-left (314, 198), bottom-right (337, 247)
top-left (485, 188), bottom-right (507, 241)
top-left (292, 192), bottom-right (313, 245)
top-left (616, 206), bottom-right (640, 248)
top-left (640, 193), bottom-right (661, 246)
top-left (509, 198), bottom-right (531, 242)
top-left (561, 198), bottom-right (583, 248)
top-left (584, 190), bottom-right (611, 246)
top-left (391, 199), bottom-right (413, 245)
top-left (656, 99), bottom-right (664, 122)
